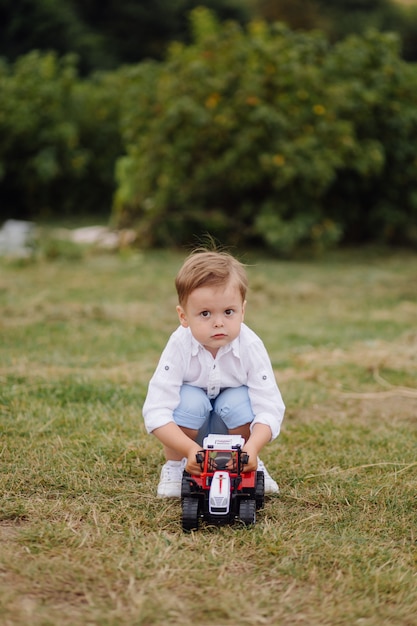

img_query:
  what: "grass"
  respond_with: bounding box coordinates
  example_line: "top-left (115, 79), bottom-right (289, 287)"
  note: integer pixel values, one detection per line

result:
top-left (1, 241), bottom-right (416, 625)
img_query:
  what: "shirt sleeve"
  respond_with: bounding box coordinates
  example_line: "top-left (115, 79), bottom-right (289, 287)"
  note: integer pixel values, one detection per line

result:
top-left (243, 334), bottom-right (285, 440)
top-left (142, 331), bottom-right (188, 433)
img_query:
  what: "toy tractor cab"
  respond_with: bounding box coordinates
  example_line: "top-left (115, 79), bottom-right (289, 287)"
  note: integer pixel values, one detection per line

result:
top-left (181, 434), bottom-right (264, 531)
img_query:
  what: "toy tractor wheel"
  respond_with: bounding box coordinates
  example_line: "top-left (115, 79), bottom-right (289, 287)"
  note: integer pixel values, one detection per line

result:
top-left (239, 498), bottom-right (256, 526)
top-left (182, 497), bottom-right (199, 531)
top-left (255, 471), bottom-right (265, 510)
top-left (181, 473), bottom-right (192, 497)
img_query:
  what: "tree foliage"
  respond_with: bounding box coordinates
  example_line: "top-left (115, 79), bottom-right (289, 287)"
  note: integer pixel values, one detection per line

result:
top-left (2, 0), bottom-right (417, 75)
top-left (254, 0), bottom-right (417, 61)
top-left (1, 8), bottom-right (417, 253)
top-left (0, 0), bottom-right (251, 73)
top-left (0, 52), bottom-right (122, 219)
top-left (113, 8), bottom-right (417, 254)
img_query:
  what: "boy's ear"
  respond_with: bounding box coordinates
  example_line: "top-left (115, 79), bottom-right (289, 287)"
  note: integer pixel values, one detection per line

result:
top-left (242, 299), bottom-right (247, 320)
top-left (176, 305), bottom-right (189, 327)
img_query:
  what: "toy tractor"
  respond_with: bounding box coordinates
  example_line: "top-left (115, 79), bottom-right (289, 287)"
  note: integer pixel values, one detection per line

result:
top-left (181, 434), bottom-right (264, 531)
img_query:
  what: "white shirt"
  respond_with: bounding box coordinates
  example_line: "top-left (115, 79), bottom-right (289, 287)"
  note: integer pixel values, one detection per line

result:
top-left (142, 323), bottom-right (285, 439)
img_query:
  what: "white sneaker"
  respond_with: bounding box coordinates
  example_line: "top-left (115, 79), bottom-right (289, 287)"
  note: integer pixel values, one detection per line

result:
top-left (157, 459), bottom-right (185, 498)
top-left (257, 459), bottom-right (279, 494)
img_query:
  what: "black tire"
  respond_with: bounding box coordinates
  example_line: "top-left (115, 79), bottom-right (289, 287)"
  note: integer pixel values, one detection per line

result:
top-left (181, 472), bottom-right (192, 498)
top-left (182, 497), bottom-right (199, 532)
top-left (239, 498), bottom-right (256, 526)
top-left (255, 471), bottom-right (265, 510)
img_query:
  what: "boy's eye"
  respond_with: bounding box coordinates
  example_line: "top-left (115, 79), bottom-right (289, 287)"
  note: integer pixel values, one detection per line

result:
top-left (225, 309), bottom-right (234, 316)
top-left (200, 311), bottom-right (211, 318)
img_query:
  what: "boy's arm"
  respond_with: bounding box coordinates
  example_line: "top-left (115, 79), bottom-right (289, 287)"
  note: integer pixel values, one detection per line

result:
top-left (152, 422), bottom-right (203, 475)
top-left (244, 335), bottom-right (285, 441)
top-left (242, 423), bottom-right (272, 472)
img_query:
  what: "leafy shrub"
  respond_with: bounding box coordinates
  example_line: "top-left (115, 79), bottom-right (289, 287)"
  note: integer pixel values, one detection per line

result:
top-left (255, 0), bottom-right (417, 62)
top-left (0, 51), bottom-right (123, 221)
top-left (324, 30), bottom-right (417, 244)
top-left (318, 0), bottom-right (417, 62)
top-left (113, 8), bottom-right (417, 254)
top-left (113, 10), bottom-right (343, 251)
top-left (2, 10), bottom-right (417, 254)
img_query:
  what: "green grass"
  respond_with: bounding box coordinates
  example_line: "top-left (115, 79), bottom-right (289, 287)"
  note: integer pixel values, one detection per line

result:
top-left (1, 243), bottom-right (417, 625)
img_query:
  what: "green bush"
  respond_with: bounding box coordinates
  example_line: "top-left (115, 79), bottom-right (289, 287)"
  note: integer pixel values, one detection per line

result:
top-left (319, 0), bottom-right (417, 62)
top-left (254, 0), bottom-right (417, 62)
top-left (0, 51), bottom-right (123, 220)
top-left (113, 8), bottom-right (417, 254)
top-left (2, 11), bottom-right (417, 253)
top-left (113, 10), bottom-right (343, 251)
top-left (324, 30), bottom-right (417, 244)
top-left (69, 70), bottom-right (124, 216)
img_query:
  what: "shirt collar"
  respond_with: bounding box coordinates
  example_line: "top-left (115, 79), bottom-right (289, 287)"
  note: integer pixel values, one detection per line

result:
top-left (229, 335), bottom-right (241, 358)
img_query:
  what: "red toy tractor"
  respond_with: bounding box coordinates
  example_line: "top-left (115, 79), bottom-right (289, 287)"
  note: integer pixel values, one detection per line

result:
top-left (181, 434), bottom-right (264, 531)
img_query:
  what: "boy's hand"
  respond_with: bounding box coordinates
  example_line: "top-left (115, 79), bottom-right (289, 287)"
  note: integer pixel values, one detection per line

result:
top-left (185, 445), bottom-right (203, 476)
top-left (240, 444), bottom-right (258, 472)
top-left (241, 423), bottom-right (273, 472)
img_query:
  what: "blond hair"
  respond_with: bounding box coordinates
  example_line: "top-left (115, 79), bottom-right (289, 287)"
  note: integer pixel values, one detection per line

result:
top-left (175, 249), bottom-right (248, 306)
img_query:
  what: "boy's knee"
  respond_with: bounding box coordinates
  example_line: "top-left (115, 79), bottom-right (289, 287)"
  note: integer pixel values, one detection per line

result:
top-left (213, 386), bottom-right (254, 429)
top-left (176, 384), bottom-right (211, 417)
top-left (173, 385), bottom-right (211, 429)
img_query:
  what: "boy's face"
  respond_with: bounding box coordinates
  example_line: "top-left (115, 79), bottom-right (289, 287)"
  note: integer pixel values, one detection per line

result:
top-left (176, 281), bottom-right (246, 357)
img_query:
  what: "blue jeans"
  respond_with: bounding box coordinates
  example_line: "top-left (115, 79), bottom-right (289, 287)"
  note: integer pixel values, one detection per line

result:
top-left (173, 384), bottom-right (255, 445)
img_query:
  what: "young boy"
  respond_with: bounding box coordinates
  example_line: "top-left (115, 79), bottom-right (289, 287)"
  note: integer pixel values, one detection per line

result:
top-left (143, 247), bottom-right (285, 497)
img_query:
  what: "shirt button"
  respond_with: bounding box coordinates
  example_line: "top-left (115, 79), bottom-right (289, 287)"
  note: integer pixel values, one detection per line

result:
top-left (165, 366), bottom-right (169, 370)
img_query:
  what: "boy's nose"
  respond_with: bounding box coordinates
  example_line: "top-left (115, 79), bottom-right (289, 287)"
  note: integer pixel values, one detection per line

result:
top-left (213, 316), bottom-right (224, 327)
